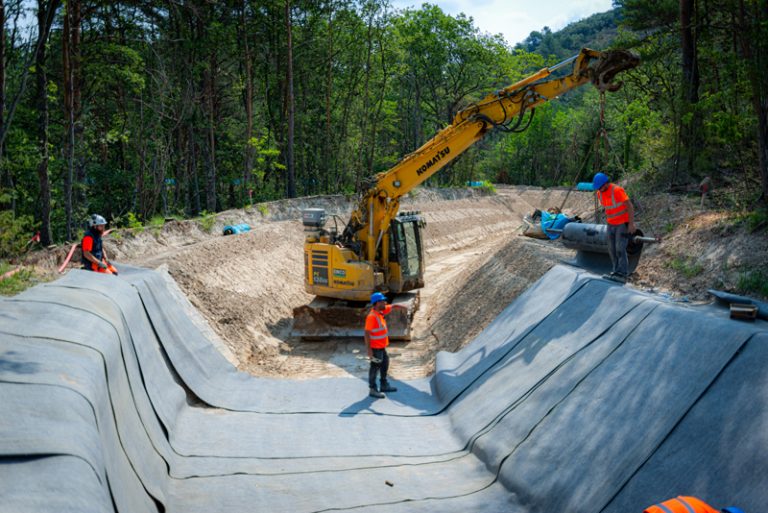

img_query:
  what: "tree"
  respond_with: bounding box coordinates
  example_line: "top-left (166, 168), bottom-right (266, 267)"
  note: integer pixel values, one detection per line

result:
top-left (35, 0), bottom-right (61, 246)
top-left (679, 0), bottom-right (700, 178)
top-left (285, 0), bottom-right (296, 198)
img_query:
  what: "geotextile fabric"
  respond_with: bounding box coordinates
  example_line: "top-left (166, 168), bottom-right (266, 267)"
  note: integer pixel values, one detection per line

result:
top-left (0, 265), bottom-right (766, 512)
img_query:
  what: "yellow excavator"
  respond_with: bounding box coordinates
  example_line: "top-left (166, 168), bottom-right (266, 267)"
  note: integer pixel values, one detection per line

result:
top-left (292, 48), bottom-right (639, 340)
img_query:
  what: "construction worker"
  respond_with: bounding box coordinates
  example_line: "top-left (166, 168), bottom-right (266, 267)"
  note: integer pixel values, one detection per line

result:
top-left (643, 495), bottom-right (745, 513)
top-left (365, 292), bottom-right (403, 399)
top-left (81, 214), bottom-right (118, 275)
top-left (593, 172), bottom-right (636, 282)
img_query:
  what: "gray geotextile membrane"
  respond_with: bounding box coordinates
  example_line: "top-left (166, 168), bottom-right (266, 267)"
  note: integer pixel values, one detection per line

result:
top-left (0, 265), bottom-right (766, 512)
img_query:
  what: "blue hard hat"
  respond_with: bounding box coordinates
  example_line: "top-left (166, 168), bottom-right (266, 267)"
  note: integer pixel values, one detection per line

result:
top-left (722, 508), bottom-right (746, 513)
top-left (370, 292), bottom-right (387, 305)
top-left (592, 172), bottom-right (610, 190)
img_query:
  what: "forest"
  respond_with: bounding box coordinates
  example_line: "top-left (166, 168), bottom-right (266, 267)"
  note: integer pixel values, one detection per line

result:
top-left (0, 0), bottom-right (766, 250)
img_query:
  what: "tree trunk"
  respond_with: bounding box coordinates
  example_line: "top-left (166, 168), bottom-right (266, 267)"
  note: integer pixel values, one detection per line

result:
top-left (240, 1), bottom-right (254, 204)
top-left (324, 5), bottom-right (333, 194)
top-left (285, 0), bottom-right (296, 198)
top-left (71, 0), bottom-right (84, 211)
top-left (62, 0), bottom-right (73, 239)
top-left (205, 53), bottom-right (217, 212)
top-left (679, 0), bottom-right (700, 177)
top-left (737, 0), bottom-right (768, 203)
top-left (35, 0), bottom-right (59, 246)
top-left (0, 0), bottom-right (8, 211)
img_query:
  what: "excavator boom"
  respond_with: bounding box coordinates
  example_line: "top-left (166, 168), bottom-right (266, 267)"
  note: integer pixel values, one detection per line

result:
top-left (292, 48), bottom-right (639, 340)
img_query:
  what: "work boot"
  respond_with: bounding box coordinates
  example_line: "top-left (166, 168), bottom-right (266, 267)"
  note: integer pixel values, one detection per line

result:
top-left (369, 387), bottom-right (385, 399)
top-left (380, 381), bottom-right (398, 393)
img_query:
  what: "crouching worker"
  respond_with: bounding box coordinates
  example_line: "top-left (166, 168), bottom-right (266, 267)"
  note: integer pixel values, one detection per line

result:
top-left (365, 292), bottom-right (404, 399)
top-left (81, 214), bottom-right (118, 275)
top-left (644, 495), bottom-right (745, 513)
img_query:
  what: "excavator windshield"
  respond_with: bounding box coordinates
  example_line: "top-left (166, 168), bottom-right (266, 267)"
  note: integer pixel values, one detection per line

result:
top-left (390, 213), bottom-right (425, 289)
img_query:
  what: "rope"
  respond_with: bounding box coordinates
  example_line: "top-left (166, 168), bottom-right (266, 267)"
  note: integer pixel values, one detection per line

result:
top-left (556, 91), bottom-right (608, 214)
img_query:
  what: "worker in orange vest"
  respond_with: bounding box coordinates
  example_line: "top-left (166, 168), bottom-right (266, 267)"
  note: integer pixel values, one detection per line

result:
top-left (593, 172), bottom-right (636, 282)
top-left (365, 292), bottom-right (404, 399)
top-left (643, 495), bottom-right (745, 513)
top-left (81, 214), bottom-right (118, 275)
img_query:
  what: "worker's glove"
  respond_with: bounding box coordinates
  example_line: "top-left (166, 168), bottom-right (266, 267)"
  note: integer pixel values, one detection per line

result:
top-left (98, 261), bottom-right (108, 269)
top-left (370, 356), bottom-right (382, 364)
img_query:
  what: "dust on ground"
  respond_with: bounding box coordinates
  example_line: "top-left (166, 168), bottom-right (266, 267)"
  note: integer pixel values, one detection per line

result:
top-left (35, 184), bottom-right (766, 381)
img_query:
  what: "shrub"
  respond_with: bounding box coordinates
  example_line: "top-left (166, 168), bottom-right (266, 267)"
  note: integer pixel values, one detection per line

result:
top-left (479, 180), bottom-right (497, 194)
top-left (199, 211), bottom-right (216, 233)
top-left (737, 268), bottom-right (768, 297)
top-left (0, 262), bottom-right (36, 296)
top-left (0, 210), bottom-right (36, 258)
top-left (736, 209), bottom-right (768, 233)
top-left (125, 212), bottom-right (144, 234)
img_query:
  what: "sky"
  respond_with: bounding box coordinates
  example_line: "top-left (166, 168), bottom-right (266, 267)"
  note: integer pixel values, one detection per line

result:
top-left (389, 0), bottom-right (615, 46)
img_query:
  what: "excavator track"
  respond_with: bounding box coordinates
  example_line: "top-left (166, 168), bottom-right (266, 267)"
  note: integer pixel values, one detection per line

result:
top-left (291, 292), bottom-right (419, 341)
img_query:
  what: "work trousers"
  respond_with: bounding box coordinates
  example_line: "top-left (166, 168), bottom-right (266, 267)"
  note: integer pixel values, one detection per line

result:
top-left (607, 222), bottom-right (629, 276)
top-left (368, 348), bottom-right (390, 390)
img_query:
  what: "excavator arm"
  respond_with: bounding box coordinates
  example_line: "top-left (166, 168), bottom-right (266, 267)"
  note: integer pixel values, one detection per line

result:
top-left (294, 48), bottom-right (638, 342)
top-left (345, 48), bottom-right (639, 265)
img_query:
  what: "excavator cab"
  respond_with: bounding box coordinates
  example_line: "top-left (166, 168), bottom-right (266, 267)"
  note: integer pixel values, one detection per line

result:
top-left (388, 212), bottom-right (425, 294)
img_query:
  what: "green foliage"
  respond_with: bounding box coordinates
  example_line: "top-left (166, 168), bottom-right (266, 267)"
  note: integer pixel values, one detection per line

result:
top-left (256, 204), bottom-right (269, 216)
top-left (668, 255), bottom-right (703, 278)
top-left (198, 211), bottom-right (216, 233)
top-left (517, 10), bottom-right (622, 60)
top-left (124, 212), bottom-right (144, 234)
top-left (148, 215), bottom-right (166, 228)
top-left (0, 204), bottom-right (36, 258)
top-left (5, 1), bottom-right (767, 244)
top-left (735, 209), bottom-right (768, 233)
top-left (478, 181), bottom-right (496, 194)
top-left (0, 263), bottom-right (37, 296)
top-left (737, 269), bottom-right (768, 298)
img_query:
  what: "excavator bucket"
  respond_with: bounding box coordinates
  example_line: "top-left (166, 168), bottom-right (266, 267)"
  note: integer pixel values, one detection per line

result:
top-left (591, 50), bottom-right (640, 92)
top-left (291, 292), bottom-right (419, 341)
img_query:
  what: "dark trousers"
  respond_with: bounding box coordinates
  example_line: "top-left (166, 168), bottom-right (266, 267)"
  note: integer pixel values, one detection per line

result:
top-left (368, 348), bottom-right (389, 389)
top-left (607, 222), bottom-right (629, 276)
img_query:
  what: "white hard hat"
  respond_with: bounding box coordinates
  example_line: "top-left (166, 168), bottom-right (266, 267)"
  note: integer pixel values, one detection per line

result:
top-left (87, 214), bottom-right (107, 228)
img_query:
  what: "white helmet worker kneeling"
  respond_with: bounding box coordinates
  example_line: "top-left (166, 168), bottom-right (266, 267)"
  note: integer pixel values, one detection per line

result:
top-left (81, 214), bottom-right (118, 275)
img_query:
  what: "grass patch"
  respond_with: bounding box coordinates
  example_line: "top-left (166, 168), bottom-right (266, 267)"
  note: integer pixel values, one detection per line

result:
top-left (256, 203), bottom-right (269, 216)
top-left (668, 256), bottom-right (704, 278)
top-left (735, 208), bottom-right (768, 233)
top-left (148, 215), bottom-right (166, 228)
top-left (737, 268), bottom-right (768, 297)
top-left (0, 262), bottom-right (39, 296)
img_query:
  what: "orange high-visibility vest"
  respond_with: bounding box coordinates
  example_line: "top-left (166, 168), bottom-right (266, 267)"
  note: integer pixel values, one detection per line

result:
top-left (598, 183), bottom-right (630, 225)
top-left (365, 305), bottom-right (392, 349)
top-left (643, 496), bottom-right (720, 513)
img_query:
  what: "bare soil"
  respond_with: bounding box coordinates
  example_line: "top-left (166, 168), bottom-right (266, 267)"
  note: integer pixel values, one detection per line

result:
top-left (36, 185), bottom-right (766, 381)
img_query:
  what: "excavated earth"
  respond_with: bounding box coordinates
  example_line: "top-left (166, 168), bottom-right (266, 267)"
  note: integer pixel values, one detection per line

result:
top-left (49, 184), bottom-right (764, 381)
top-left (101, 186), bottom-right (591, 380)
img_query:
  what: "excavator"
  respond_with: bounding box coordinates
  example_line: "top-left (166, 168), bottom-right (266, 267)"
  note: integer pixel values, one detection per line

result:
top-left (292, 48), bottom-right (640, 340)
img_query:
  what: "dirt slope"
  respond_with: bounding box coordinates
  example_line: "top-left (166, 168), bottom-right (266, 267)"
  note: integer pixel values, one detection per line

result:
top-left (43, 185), bottom-right (764, 381)
top-left (107, 186), bottom-right (590, 379)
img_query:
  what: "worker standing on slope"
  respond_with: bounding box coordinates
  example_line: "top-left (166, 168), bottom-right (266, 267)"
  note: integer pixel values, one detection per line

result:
top-left (643, 495), bottom-right (745, 513)
top-left (365, 293), bottom-right (403, 399)
top-left (593, 172), bottom-right (636, 282)
top-left (81, 214), bottom-right (118, 275)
